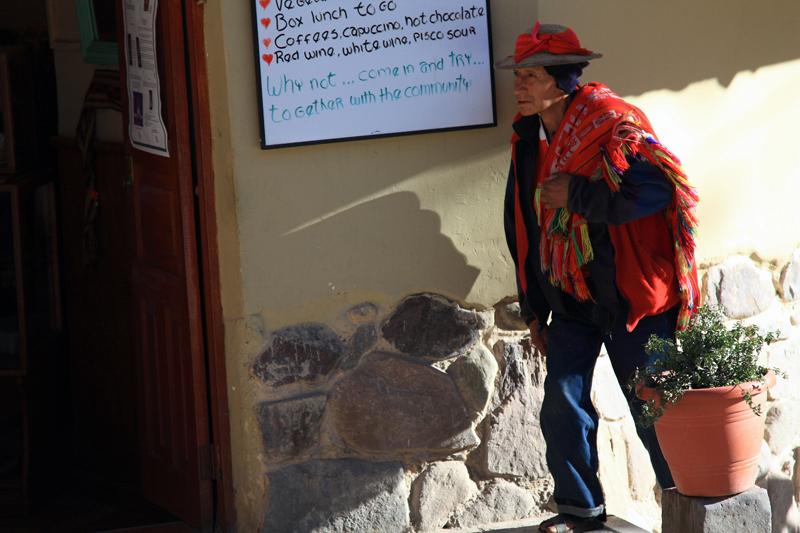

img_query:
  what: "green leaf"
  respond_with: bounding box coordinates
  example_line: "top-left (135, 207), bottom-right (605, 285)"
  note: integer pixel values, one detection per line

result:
top-left (630, 305), bottom-right (780, 427)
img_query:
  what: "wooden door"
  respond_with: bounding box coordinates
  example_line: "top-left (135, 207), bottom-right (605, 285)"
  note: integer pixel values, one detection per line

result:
top-left (117, 0), bottom-right (213, 528)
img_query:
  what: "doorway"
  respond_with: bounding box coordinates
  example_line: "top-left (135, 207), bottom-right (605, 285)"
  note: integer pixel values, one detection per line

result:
top-left (0, 1), bottom-right (232, 531)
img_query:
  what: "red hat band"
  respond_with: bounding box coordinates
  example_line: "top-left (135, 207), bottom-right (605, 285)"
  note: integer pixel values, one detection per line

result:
top-left (513, 21), bottom-right (594, 63)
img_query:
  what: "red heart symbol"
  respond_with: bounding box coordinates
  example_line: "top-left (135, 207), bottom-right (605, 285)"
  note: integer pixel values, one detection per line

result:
top-left (259, 0), bottom-right (270, 8)
top-left (261, 17), bottom-right (271, 28)
top-left (262, 53), bottom-right (273, 65)
top-left (263, 38), bottom-right (272, 48)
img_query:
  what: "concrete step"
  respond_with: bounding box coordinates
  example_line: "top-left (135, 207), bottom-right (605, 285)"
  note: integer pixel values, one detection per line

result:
top-left (440, 514), bottom-right (650, 533)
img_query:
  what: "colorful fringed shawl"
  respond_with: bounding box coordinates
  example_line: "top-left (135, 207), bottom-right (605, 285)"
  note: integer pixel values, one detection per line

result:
top-left (511, 83), bottom-right (700, 331)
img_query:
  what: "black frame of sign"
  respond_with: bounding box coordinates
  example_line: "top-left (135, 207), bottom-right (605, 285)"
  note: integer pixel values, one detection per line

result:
top-left (250, 0), bottom-right (496, 150)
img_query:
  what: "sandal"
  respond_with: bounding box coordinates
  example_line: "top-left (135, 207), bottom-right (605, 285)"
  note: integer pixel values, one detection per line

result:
top-left (538, 512), bottom-right (606, 532)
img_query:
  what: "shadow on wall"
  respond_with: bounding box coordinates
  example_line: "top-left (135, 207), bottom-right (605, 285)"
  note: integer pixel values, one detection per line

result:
top-left (235, 110), bottom-right (510, 317)
top-left (263, 190), bottom-right (482, 307)
top-left (534, 0), bottom-right (800, 95)
top-left (244, 121), bottom-right (509, 243)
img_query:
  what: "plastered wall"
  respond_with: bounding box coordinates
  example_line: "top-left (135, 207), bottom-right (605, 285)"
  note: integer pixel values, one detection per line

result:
top-left (204, 1), bottom-right (800, 529)
top-left (207, 3), bottom-right (537, 529)
top-left (210, 3), bottom-right (537, 331)
top-left (537, 0), bottom-right (800, 263)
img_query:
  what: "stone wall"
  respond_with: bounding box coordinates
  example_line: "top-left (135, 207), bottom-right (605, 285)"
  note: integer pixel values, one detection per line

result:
top-left (702, 251), bottom-right (800, 533)
top-left (248, 292), bottom-right (659, 532)
top-left (248, 248), bottom-right (800, 533)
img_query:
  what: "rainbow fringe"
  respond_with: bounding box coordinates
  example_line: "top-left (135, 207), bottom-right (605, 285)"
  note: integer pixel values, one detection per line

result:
top-left (600, 122), bottom-right (699, 330)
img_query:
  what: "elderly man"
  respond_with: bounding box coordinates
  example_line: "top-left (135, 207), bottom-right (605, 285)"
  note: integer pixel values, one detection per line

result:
top-left (496, 23), bottom-right (700, 532)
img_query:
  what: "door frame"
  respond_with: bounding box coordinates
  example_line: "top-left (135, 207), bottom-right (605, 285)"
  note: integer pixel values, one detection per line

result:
top-left (183, 2), bottom-right (236, 530)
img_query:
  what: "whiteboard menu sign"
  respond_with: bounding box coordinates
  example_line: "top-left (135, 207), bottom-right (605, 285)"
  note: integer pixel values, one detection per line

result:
top-left (251, 0), bottom-right (495, 148)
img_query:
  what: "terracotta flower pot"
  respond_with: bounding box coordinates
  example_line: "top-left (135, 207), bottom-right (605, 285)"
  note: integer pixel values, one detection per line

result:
top-left (637, 370), bottom-right (776, 497)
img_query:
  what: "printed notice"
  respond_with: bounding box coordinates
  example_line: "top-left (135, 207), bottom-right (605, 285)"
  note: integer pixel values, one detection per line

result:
top-left (252, 0), bottom-right (495, 148)
top-left (123, 0), bottom-right (169, 157)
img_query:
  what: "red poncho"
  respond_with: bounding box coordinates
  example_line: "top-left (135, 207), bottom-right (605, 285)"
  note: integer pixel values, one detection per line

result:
top-left (511, 83), bottom-right (700, 331)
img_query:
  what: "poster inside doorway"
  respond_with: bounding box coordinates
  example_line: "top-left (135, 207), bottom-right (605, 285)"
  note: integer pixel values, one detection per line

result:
top-left (123, 0), bottom-right (170, 157)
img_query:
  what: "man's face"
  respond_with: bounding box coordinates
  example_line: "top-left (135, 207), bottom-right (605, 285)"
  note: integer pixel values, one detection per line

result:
top-left (513, 67), bottom-right (564, 116)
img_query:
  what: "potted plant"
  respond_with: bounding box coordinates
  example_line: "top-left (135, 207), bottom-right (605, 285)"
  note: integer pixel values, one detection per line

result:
top-left (632, 305), bottom-right (781, 497)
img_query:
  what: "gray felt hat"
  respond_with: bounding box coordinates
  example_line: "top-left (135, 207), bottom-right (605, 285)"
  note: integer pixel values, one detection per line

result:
top-left (494, 24), bottom-right (602, 69)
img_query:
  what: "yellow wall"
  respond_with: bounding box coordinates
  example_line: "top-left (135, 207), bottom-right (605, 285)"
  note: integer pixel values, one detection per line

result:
top-left (208, 3), bottom-right (538, 331)
top-left (204, 0), bottom-right (800, 528)
top-left (206, 2), bottom-right (537, 528)
top-left (536, 0), bottom-right (800, 262)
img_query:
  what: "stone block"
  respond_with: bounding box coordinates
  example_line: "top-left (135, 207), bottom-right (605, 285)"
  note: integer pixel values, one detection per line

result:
top-left (327, 352), bottom-right (477, 457)
top-left (255, 393), bottom-right (326, 463)
top-left (382, 293), bottom-right (484, 360)
top-left (703, 266), bottom-right (722, 307)
top-left (474, 339), bottom-right (548, 480)
top-left (661, 486), bottom-right (771, 533)
top-left (738, 303), bottom-right (793, 342)
top-left (764, 469), bottom-right (800, 533)
top-left (704, 256), bottom-right (777, 319)
top-left (252, 323), bottom-right (345, 386)
top-left (780, 250), bottom-right (800, 302)
top-left (758, 440), bottom-right (772, 482)
top-left (596, 416), bottom-right (658, 519)
top-left (765, 400), bottom-right (800, 456)
top-left (264, 459), bottom-right (409, 533)
top-left (447, 344), bottom-right (498, 417)
top-left (490, 338), bottom-right (545, 408)
top-left (449, 479), bottom-right (539, 528)
top-left (597, 420), bottom-right (633, 512)
top-left (337, 323), bottom-right (378, 370)
top-left (410, 461), bottom-right (478, 531)
top-left (494, 295), bottom-right (529, 331)
top-left (346, 302), bottom-right (379, 324)
top-left (623, 420), bottom-right (659, 503)
top-left (768, 336), bottom-right (800, 401)
top-left (592, 353), bottom-right (630, 422)
top-left (481, 382), bottom-right (549, 479)
top-left (489, 339), bottom-right (534, 412)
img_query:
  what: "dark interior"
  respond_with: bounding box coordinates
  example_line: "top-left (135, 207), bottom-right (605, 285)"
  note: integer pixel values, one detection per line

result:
top-left (0, 2), bottom-right (181, 531)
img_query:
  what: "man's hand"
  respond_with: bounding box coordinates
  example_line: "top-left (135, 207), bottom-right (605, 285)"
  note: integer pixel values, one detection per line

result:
top-left (540, 172), bottom-right (571, 209)
top-left (528, 319), bottom-right (548, 357)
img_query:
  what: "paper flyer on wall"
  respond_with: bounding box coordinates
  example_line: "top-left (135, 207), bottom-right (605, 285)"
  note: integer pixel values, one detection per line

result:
top-left (123, 0), bottom-right (169, 157)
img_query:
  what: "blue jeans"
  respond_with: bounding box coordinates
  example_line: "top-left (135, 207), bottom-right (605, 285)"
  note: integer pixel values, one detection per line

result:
top-left (539, 307), bottom-right (677, 518)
